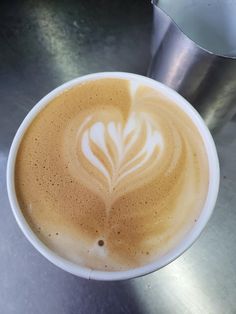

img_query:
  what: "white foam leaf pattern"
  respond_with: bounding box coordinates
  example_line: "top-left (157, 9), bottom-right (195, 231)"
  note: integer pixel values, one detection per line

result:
top-left (76, 112), bottom-right (164, 208)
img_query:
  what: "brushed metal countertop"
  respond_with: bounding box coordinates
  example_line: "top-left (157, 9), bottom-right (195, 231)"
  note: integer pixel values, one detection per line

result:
top-left (0, 1), bottom-right (235, 313)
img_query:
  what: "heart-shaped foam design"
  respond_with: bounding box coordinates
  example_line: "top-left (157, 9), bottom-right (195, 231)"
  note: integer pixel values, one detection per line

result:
top-left (15, 79), bottom-right (209, 270)
top-left (63, 107), bottom-right (165, 211)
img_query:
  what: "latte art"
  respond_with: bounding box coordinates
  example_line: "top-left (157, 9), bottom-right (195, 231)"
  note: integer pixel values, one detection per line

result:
top-left (15, 78), bottom-right (209, 271)
top-left (66, 111), bottom-right (163, 211)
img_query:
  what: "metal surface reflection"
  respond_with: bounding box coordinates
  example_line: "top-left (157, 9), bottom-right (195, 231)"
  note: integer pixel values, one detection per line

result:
top-left (133, 259), bottom-right (217, 313)
top-left (0, 1), bottom-right (236, 313)
top-left (33, 2), bottom-right (83, 81)
top-left (148, 1), bottom-right (236, 132)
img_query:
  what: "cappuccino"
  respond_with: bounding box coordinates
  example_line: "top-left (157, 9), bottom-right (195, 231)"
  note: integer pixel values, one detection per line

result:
top-left (15, 78), bottom-right (209, 271)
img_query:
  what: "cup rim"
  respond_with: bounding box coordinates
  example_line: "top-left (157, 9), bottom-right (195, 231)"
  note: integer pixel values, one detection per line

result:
top-left (7, 72), bottom-right (220, 281)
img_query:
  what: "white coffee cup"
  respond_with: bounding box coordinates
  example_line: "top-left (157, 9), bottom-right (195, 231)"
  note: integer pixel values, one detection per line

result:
top-left (7, 72), bottom-right (220, 281)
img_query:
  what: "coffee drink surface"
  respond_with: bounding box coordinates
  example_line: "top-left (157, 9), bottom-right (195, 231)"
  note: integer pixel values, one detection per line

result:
top-left (15, 78), bottom-right (209, 271)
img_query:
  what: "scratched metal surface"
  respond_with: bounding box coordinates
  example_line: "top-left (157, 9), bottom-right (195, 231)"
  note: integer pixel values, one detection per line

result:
top-left (0, 1), bottom-right (236, 313)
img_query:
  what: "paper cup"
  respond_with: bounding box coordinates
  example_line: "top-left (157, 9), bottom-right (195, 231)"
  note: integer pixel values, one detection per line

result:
top-left (7, 72), bottom-right (220, 281)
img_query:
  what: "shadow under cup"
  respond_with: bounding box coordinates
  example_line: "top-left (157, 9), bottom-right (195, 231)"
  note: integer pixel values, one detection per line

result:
top-left (7, 72), bottom-right (220, 281)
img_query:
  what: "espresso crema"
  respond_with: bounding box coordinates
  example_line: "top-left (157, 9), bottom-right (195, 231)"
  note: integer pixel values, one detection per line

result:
top-left (15, 78), bottom-right (209, 270)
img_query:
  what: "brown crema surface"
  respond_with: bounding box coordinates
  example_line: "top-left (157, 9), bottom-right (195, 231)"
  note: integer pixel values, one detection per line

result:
top-left (15, 78), bottom-right (209, 271)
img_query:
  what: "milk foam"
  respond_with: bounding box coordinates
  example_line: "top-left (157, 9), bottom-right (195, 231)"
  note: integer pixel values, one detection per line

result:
top-left (75, 111), bottom-right (163, 209)
top-left (15, 78), bottom-right (209, 271)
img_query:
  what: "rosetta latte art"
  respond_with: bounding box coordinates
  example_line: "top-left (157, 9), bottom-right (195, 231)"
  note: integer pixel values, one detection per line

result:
top-left (66, 110), bottom-right (164, 212)
top-left (15, 78), bottom-right (209, 270)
